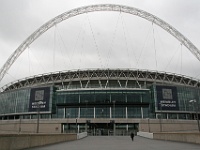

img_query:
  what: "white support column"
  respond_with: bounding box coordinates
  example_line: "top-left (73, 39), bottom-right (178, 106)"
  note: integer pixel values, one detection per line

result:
top-left (110, 107), bottom-right (112, 118)
top-left (141, 107), bottom-right (144, 119)
top-left (113, 123), bottom-right (116, 136)
top-left (110, 92), bottom-right (112, 118)
top-left (64, 108), bottom-right (66, 118)
top-left (140, 95), bottom-right (143, 119)
top-left (78, 107), bottom-right (80, 118)
top-left (62, 124), bottom-right (65, 133)
top-left (125, 93), bottom-right (128, 118)
top-left (126, 107), bottom-right (128, 119)
top-left (94, 107), bottom-right (96, 118)
top-left (78, 94), bottom-right (81, 118)
top-left (78, 125), bottom-right (80, 133)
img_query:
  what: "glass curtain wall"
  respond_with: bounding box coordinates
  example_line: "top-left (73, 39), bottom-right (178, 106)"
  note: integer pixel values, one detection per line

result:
top-left (0, 89), bottom-right (30, 115)
top-left (0, 86), bottom-right (54, 120)
top-left (152, 84), bottom-right (200, 120)
top-left (56, 89), bottom-right (151, 119)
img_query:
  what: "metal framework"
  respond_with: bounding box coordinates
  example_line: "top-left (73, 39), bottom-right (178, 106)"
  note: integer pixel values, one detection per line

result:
top-left (0, 4), bottom-right (200, 83)
top-left (2, 69), bottom-right (200, 92)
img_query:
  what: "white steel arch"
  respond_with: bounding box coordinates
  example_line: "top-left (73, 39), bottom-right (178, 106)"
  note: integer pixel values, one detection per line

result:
top-left (1, 4), bottom-right (200, 83)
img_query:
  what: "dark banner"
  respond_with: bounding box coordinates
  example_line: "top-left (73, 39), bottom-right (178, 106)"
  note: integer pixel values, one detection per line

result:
top-left (156, 86), bottom-right (179, 110)
top-left (29, 87), bottom-right (50, 112)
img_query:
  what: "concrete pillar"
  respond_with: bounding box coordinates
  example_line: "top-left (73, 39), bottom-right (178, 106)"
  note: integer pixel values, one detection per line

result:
top-left (78, 107), bottom-right (80, 118)
top-left (94, 107), bottom-right (95, 118)
top-left (110, 107), bottom-right (112, 118)
top-left (126, 107), bottom-right (128, 118)
top-left (85, 123), bottom-right (87, 132)
top-left (140, 95), bottom-right (143, 118)
top-left (114, 123), bottom-right (116, 136)
top-left (78, 125), bottom-right (80, 133)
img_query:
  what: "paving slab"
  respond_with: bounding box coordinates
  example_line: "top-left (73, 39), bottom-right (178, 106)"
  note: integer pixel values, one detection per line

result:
top-left (27, 136), bottom-right (200, 150)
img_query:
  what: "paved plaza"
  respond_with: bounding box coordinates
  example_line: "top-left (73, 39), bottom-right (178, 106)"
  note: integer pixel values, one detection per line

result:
top-left (27, 136), bottom-right (200, 150)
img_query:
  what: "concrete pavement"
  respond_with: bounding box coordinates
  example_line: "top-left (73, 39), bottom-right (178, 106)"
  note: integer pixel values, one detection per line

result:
top-left (27, 136), bottom-right (200, 150)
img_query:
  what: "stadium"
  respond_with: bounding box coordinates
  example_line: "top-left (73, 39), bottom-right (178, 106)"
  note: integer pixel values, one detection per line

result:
top-left (0, 4), bottom-right (200, 135)
top-left (0, 68), bottom-right (200, 135)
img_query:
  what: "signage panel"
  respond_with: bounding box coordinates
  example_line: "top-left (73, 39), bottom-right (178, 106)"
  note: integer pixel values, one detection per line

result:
top-left (29, 87), bottom-right (50, 112)
top-left (156, 86), bottom-right (179, 110)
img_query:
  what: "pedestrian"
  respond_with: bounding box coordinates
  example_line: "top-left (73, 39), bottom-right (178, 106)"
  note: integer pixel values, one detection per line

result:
top-left (130, 132), bottom-right (134, 141)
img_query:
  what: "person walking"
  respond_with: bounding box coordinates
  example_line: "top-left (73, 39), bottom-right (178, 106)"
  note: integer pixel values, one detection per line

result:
top-left (130, 132), bottom-right (134, 141)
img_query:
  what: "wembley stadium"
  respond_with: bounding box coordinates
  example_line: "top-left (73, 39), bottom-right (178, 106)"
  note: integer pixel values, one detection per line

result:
top-left (0, 4), bottom-right (200, 135)
top-left (0, 68), bottom-right (200, 135)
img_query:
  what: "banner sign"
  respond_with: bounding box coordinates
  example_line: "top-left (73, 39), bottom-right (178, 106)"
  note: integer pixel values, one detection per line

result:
top-left (29, 87), bottom-right (50, 112)
top-left (156, 86), bottom-right (179, 110)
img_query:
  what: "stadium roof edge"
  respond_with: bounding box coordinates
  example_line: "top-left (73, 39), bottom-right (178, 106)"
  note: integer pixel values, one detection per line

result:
top-left (1, 68), bottom-right (200, 92)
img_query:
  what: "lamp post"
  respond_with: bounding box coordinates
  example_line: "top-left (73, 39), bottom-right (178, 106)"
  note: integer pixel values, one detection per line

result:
top-left (101, 109), bottom-right (104, 118)
top-left (85, 100), bottom-right (88, 132)
top-left (189, 100), bottom-right (200, 132)
top-left (19, 116), bottom-right (22, 133)
top-left (113, 101), bottom-right (116, 119)
top-left (67, 112), bottom-right (70, 133)
top-left (85, 100), bottom-right (88, 118)
top-left (159, 102), bottom-right (162, 132)
top-left (113, 100), bottom-right (116, 136)
top-left (146, 118), bottom-right (150, 133)
top-left (76, 118), bottom-right (78, 133)
top-left (36, 101), bottom-right (43, 133)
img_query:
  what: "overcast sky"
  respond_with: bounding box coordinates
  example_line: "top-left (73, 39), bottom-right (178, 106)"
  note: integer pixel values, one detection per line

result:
top-left (0, 0), bottom-right (200, 87)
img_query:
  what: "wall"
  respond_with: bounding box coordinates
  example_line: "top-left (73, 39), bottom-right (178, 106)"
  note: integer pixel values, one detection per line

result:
top-left (0, 118), bottom-right (199, 134)
top-left (153, 132), bottom-right (200, 144)
top-left (0, 133), bottom-right (77, 150)
top-left (139, 119), bottom-right (199, 132)
top-left (137, 131), bottom-right (153, 139)
top-left (0, 119), bottom-right (62, 134)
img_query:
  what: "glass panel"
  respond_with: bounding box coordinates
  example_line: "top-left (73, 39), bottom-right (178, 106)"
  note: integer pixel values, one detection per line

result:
top-left (168, 113), bottom-right (177, 119)
top-left (142, 107), bottom-right (150, 118)
top-left (80, 92), bottom-right (95, 103)
top-left (127, 93), bottom-right (140, 103)
top-left (113, 107), bottom-right (126, 118)
top-left (127, 107), bottom-right (141, 118)
top-left (96, 107), bottom-right (110, 118)
top-left (66, 108), bottom-right (79, 118)
top-left (95, 92), bottom-right (110, 103)
top-left (80, 108), bottom-right (94, 118)
top-left (179, 114), bottom-right (187, 119)
top-left (111, 91), bottom-right (125, 103)
top-left (57, 108), bottom-right (65, 118)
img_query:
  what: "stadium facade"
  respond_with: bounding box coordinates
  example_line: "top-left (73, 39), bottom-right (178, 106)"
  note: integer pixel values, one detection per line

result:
top-left (0, 69), bottom-right (200, 135)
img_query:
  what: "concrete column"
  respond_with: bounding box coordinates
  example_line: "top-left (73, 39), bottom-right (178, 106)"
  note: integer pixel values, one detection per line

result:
top-left (85, 123), bottom-right (87, 132)
top-left (140, 95), bottom-right (143, 118)
top-left (78, 94), bottom-right (81, 118)
top-left (141, 107), bottom-right (144, 119)
top-left (78, 107), bottom-right (80, 118)
top-left (126, 107), bottom-right (128, 118)
top-left (78, 125), bottom-right (80, 133)
top-left (62, 124), bottom-right (65, 133)
top-left (94, 107), bottom-right (95, 118)
top-left (64, 108), bottom-right (66, 118)
top-left (114, 123), bottom-right (116, 136)
top-left (110, 107), bottom-right (112, 118)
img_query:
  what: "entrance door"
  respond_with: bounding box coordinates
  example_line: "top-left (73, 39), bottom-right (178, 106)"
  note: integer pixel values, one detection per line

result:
top-left (87, 123), bottom-right (111, 136)
top-left (86, 123), bottom-right (139, 136)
